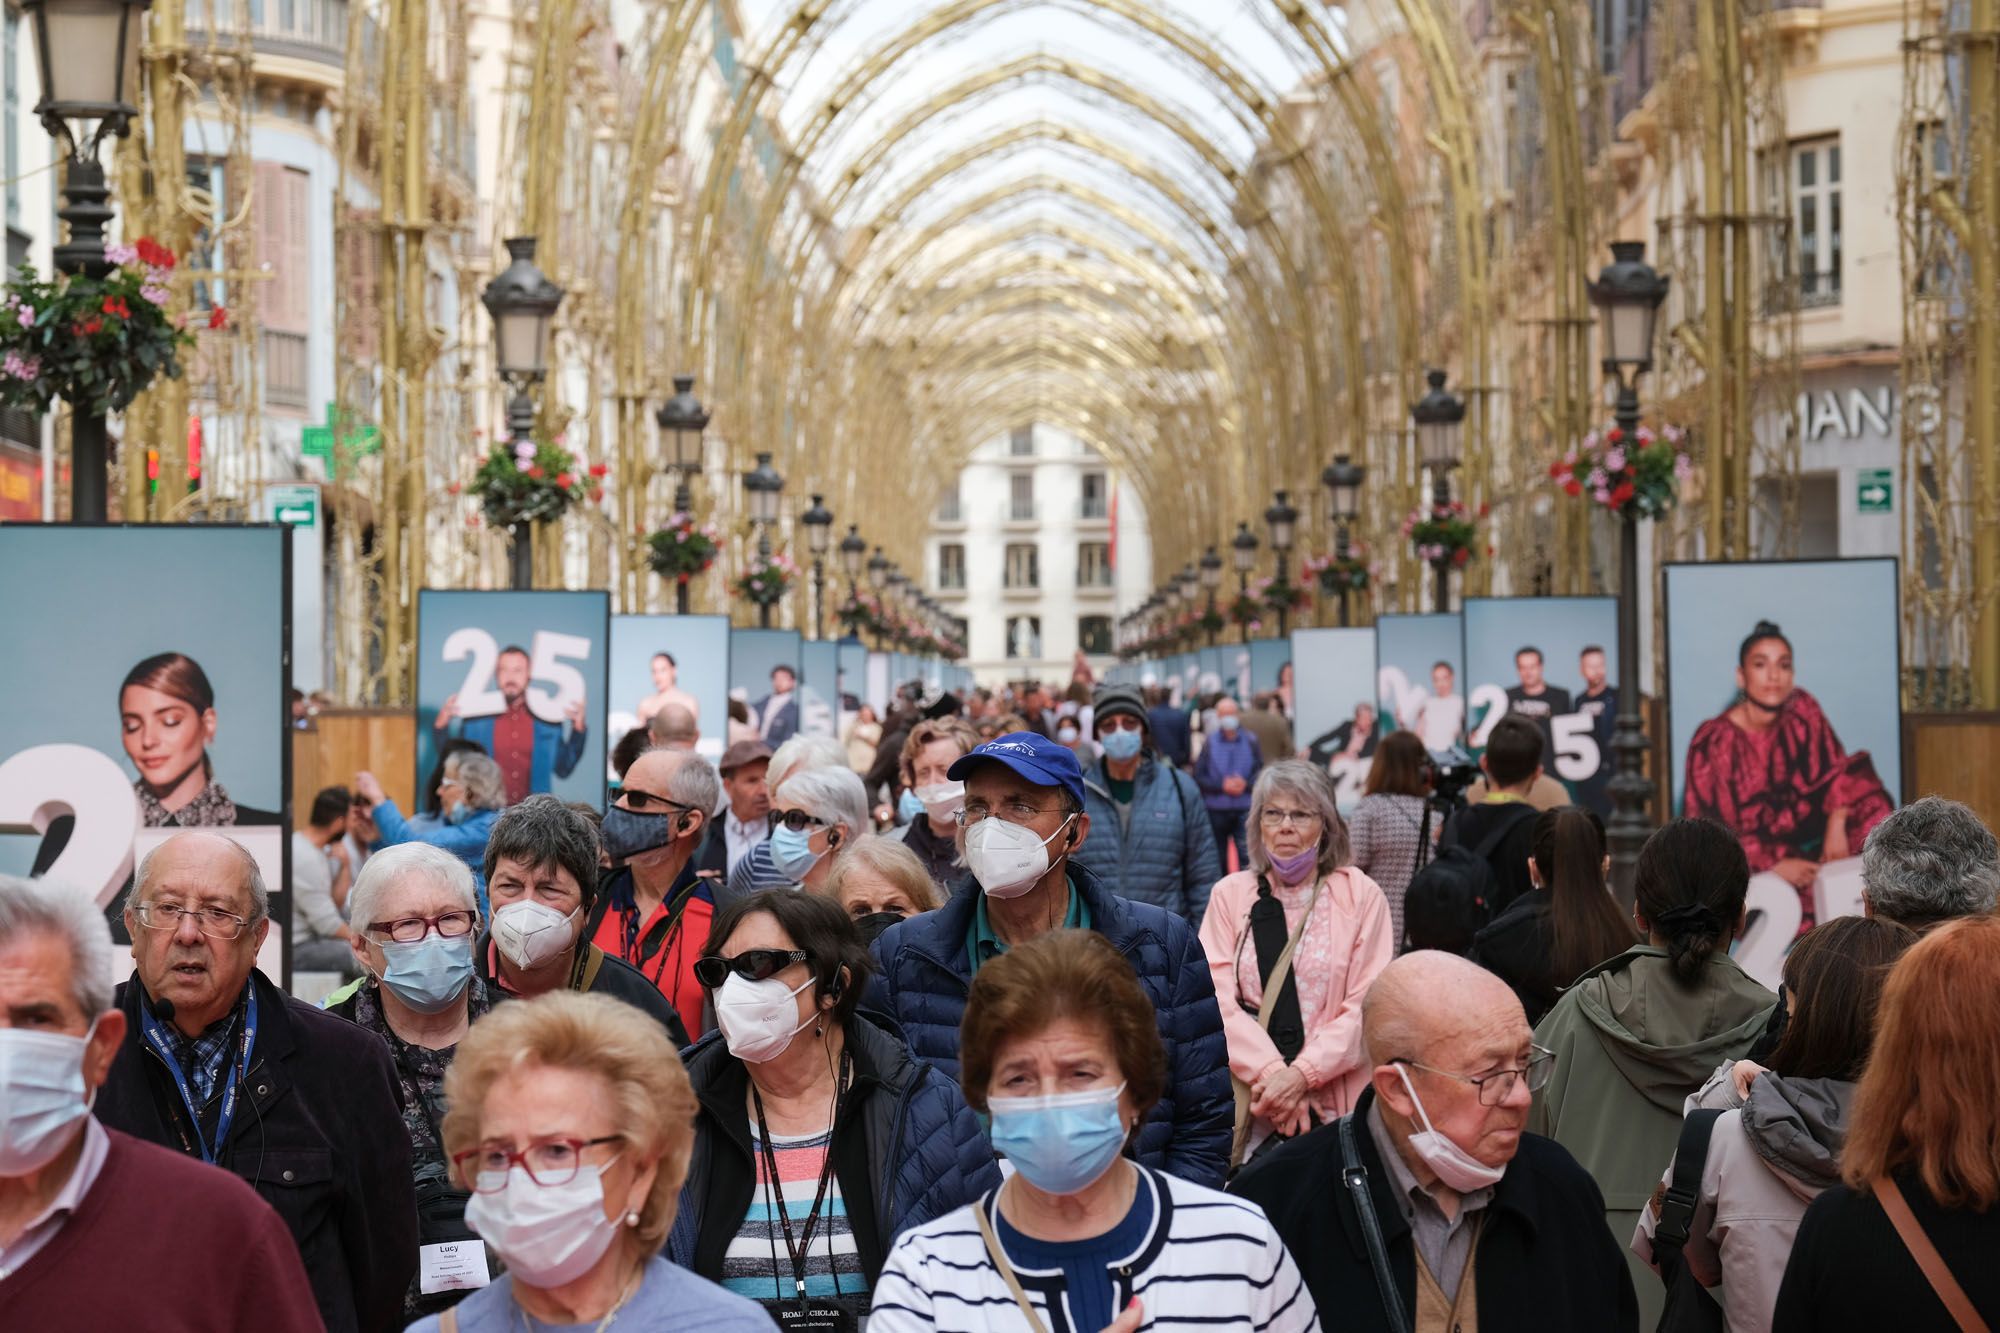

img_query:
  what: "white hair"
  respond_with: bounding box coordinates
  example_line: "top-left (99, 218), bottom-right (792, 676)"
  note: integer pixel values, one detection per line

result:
top-left (127, 834), bottom-right (268, 923)
top-left (0, 875), bottom-right (116, 1018)
top-left (447, 750), bottom-right (508, 812)
top-left (347, 843), bottom-right (479, 936)
top-left (767, 734), bottom-right (848, 789)
top-left (775, 766), bottom-right (871, 839)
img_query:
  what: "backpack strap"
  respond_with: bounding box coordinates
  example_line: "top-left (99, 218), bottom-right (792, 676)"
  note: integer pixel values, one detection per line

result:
top-left (1338, 1113), bottom-right (1412, 1333)
top-left (1653, 1109), bottom-right (1726, 1267)
top-left (1875, 1175), bottom-right (1992, 1333)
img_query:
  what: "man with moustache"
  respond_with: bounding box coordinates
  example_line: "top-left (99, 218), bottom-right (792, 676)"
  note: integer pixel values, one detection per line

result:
top-left (433, 643), bottom-right (589, 803)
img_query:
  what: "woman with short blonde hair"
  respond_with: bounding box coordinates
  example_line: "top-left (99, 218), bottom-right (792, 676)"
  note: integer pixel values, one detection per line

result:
top-left (822, 835), bottom-right (941, 939)
top-left (406, 992), bottom-right (769, 1332)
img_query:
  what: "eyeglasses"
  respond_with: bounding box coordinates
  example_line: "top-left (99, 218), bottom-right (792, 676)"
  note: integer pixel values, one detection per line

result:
top-left (131, 902), bottom-right (251, 939)
top-left (365, 910), bottom-right (478, 944)
top-left (772, 809), bottom-right (828, 833)
top-left (1258, 807), bottom-right (1320, 829)
top-left (1394, 1046), bottom-right (1556, 1107)
top-left (452, 1135), bottom-right (622, 1192)
top-left (619, 788), bottom-right (695, 814)
top-left (956, 799), bottom-right (1063, 827)
top-left (693, 948), bottom-right (810, 989)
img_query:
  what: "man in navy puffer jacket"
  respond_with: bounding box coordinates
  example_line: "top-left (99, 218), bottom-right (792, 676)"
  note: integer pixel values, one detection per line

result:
top-left (868, 732), bottom-right (1233, 1188)
top-left (1074, 685), bottom-right (1222, 925)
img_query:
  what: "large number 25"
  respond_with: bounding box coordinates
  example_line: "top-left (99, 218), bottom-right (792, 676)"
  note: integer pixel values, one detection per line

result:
top-left (0, 744), bottom-right (141, 908)
top-left (442, 628), bottom-right (592, 725)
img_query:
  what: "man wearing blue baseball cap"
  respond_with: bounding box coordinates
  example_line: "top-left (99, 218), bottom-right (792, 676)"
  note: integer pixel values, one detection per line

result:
top-left (868, 731), bottom-right (1233, 1187)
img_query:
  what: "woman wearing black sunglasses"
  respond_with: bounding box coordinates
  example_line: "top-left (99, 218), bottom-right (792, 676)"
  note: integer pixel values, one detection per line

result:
top-left (665, 890), bottom-right (1000, 1324)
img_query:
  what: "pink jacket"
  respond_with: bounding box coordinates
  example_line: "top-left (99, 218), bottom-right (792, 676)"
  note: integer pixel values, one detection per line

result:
top-left (1198, 866), bottom-right (1394, 1136)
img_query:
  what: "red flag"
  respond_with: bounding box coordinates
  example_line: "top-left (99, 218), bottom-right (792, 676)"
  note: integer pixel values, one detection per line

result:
top-left (1108, 478), bottom-right (1118, 572)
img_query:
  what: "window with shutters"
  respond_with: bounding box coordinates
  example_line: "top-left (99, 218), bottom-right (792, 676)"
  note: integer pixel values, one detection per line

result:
top-left (339, 208), bottom-right (382, 362)
top-left (1790, 138), bottom-right (1841, 308)
top-left (937, 543), bottom-right (966, 590)
top-left (1078, 616), bottom-right (1113, 655)
top-left (188, 158), bottom-right (227, 309)
top-left (254, 162), bottom-right (313, 410)
top-left (1004, 543), bottom-right (1039, 589)
top-left (1009, 425), bottom-right (1034, 456)
top-left (1009, 472), bottom-right (1035, 521)
top-left (1077, 542), bottom-right (1112, 587)
top-left (1080, 472), bottom-right (1107, 519)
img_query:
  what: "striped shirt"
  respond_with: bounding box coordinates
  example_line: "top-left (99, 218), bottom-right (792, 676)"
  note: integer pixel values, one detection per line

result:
top-left (725, 839), bottom-right (800, 900)
top-left (870, 1166), bottom-right (1320, 1333)
top-left (720, 1120), bottom-right (870, 1303)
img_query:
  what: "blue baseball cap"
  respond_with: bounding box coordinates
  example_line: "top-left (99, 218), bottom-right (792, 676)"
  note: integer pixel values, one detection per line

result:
top-left (947, 732), bottom-right (1086, 810)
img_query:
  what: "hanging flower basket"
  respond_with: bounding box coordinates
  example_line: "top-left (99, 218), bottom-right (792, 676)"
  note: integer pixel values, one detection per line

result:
top-left (1255, 575), bottom-right (1312, 616)
top-left (0, 239), bottom-right (198, 416)
top-left (1306, 547), bottom-right (1373, 594)
top-left (1404, 500), bottom-right (1481, 568)
top-left (836, 591), bottom-right (883, 638)
top-left (1196, 608), bottom-right (1226, 637)
top-left (1227, 593), bottom-right (1265, 632)
top-left (646, 510), bottom-right (721, 585)
top-left (731, 550), bottom-right (798, 607)
top-left (1549, 422), bottom-right (1693, 520)
top-left (474, 434), bottom-right (601, 528)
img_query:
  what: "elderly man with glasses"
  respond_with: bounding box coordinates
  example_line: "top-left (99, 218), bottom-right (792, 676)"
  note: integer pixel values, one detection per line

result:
top-left (869, 732), bottom-right (1234, 1187)
top-left (95, 830), bottom-right (418, 1333)
top-left (1231, 951), bottom-right (1636, 1333)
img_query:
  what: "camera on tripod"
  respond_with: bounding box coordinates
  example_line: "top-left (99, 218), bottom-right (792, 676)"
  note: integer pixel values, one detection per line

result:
top-left (1422, 747), bottom-right (1481, 808)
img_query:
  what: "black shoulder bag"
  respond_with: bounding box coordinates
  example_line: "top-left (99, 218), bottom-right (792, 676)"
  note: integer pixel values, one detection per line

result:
top-left (1337, 1113), bottom-right (1412, 1333)
top-left (1651, 1108), bottom-right (1727, 1333)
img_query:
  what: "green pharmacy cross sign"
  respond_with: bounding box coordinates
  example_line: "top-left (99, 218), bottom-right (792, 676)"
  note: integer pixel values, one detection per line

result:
top-left (300, 403), bottom-right (381, 478)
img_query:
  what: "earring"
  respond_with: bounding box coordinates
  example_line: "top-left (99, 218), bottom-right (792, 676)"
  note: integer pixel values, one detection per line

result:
top-left (625, 1210), bottom-right (641, 1227)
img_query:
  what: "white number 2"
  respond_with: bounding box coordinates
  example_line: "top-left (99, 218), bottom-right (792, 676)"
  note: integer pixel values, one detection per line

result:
top-left (442, 628), bottom-right (589, 725)
top-left (441, 628), bottom-right (505, 717)
top-left (1467, 684), bottom-right (1509, 747)
top-left (0, 744), bottom-right (141, 909)
top-left (1549, 713), bottom-right (1603, 782)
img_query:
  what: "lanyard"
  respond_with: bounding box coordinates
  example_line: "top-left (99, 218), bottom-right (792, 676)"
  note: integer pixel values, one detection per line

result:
top-left (623, 881), bottom-right (699, 989)
top-left (140, 983), bottom-right (259, 1165)
top-left (750, 1048), bottom-right (851, 1301)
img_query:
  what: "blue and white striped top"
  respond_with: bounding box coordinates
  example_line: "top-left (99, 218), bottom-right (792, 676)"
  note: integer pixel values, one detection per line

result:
top-left (720, 1120), bottom-right (869, 1304)
top-left (869, 1165), bottom-right (1320, 1333)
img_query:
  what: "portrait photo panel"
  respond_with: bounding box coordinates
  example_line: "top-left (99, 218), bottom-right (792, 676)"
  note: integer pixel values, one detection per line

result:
top-left (0, 524), bottom-right (291, 983)
top-left (416, 589), bottom-right (610, 808)
top-left (1249, 637), bottom-right (1292, 697)
top-left (1376, 613), bottom-right (1466, 755)
top-left (730, 628), bottom-right (805, 744)
top-left (607, 614), bottom-right (729, 766)
top-left (1291, 627), bottom-right (1378, 808)
top-left (1665, 558), bottom-right (1902, 985)
top-left (1463, 597), bottom-right (1620, 813)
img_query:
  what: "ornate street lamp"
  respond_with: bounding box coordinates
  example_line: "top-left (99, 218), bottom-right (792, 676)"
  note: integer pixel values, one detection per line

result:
top-left (838, 524), bottom-right (866, 599)
top-left (1199, 545), bottom-right (1223, 646)
top-left (1321, 454), bottom-right (1366, 626)
top-left (654, 373), bottom-right (710, 612)
top-left (801, 494), bottom-right (833, 640)
top-left (1589, 240), bottom-right (1671, 901)
top-left (1231, 521), bottom-right (1260, 644)
top-left (25, 0), bottom-right (150, 520)
top-left (1176, 564), bottom-right (1201, 649)
top-left (742, 452), bottom-right (785, 626)
top-left (1411, 368), bottom-right (1466, 613)
top-left (1264, 490), bottom-right (1300, 635)
top-left (481, 236), bottom-right (565, 589)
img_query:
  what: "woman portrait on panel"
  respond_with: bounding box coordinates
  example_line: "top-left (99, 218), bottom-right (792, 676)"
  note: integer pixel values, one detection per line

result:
top-left (119, 651), bottom-right (279, 827)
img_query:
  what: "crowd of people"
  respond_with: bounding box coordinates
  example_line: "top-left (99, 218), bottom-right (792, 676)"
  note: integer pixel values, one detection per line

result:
top-left (4, 668), bottom-right (1999, 1332)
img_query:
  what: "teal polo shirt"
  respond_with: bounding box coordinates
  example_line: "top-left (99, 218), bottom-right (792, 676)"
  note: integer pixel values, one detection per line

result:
top-left (968, 878), bottom-right (1092, 974)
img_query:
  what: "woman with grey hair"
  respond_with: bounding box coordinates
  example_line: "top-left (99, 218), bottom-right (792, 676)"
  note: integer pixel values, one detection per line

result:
top-left (322, 842), bottom-right (495, 1323)
top-left (354, 750), bottom-right (507, 912)
top-left (727, 734), bottom-right (854, 897)
top-left (768, 766), bottom-right (871, 890)
top-left (1197, 759), bottom-right (1395, 1167)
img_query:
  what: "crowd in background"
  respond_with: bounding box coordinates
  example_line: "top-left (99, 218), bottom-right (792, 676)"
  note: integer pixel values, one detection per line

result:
top-left (5, 662), bottom-right (1999, 1332)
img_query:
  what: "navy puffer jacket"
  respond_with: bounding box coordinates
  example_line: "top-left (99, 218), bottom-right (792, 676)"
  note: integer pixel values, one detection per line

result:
top-left (666, 1012), bottom-right (1000, 1282)
top-left (1074, 752), bottom-right (1222, 924)
top-left (867, 863), bottom-right (1233, 1189)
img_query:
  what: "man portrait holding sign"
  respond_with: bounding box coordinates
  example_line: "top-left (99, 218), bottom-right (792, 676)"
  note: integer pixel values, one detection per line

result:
top-left (433, 643), bottom-right (588, 804)
top-left (1503, 646), bottom-right (1572, 761)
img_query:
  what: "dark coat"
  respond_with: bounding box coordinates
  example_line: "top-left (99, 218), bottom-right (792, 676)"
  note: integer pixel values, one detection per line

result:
top-left (1230, 1088), bottom-right (1638, 1333)
top-left (1439, 799), bottom-right (1539, 915)
top-left (1075, 753), bottom-right (1222, 924)
top-left (867, 862), bottom-right (1233, 1188)
top-left (1772, 1173), bottom-right (2000, 1330)
top-left (1147, 704), bottom-right (1193, 768)
top-left (473, 931), bottom-right (691, 1048)
top-left (664, 1012), bottom-right (1002, 1281)
top-left (1467, 892), bottom-right (1562, 1025)
top-left (97, 969), bottom-right (419, 1333)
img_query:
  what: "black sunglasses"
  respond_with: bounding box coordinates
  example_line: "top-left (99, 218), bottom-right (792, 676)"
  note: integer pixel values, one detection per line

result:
top-left (772, 810), bottom-right (828, 833)
top-left (693, 948), bottom-right (810, 989)
top-left (620, 788), bottom-right (696, 814)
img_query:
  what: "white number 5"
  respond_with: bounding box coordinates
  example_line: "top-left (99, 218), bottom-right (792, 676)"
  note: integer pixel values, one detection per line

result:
top-left (1549, 713), bottom-right (1603, 782)
top-left (526, 632), bottom-right (591, 725)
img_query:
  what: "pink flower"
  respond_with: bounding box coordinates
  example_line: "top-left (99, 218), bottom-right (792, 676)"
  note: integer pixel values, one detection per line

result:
top-left (513, 441), bottom-right (536, 463)
top-left (104, 241), bottom-right (139, 267)
top-left (141, 282), bottom-right (171, 307)
top-left (1674, 454), bottom-right (1694, 480)
top-left (16, 305), bottom-right (33, 328)
top-left (1604, 448), bottom-right (1627, 472)
top-left (1586, 468), bottom-right (1607, 490)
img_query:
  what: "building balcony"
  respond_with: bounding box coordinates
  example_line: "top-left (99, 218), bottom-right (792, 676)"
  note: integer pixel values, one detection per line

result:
top-left (1001, 501), bottom-right (1039, 528)
top-left (1075, 499), bottom-right (1110, 525)
top-left (1001, 580), bottom-right (1041, 598)
top-left (263, 330), bottom-right (311, 411)
top-left (934, 499), bottom-right (967, 528)
top-left (933, 581), bottom-right (968, 600)
top-left (187, 0), bottom-right (351, 70)
top-left (1074, 578), bottom-right (1116, 597)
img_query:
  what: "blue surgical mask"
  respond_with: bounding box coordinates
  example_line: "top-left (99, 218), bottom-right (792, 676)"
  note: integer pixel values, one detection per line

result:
top-left (444, 800), bottom-right (473, 826)
top-left (1100, 729), bottom-right (1143, 762)
top-left (987, 1082), bottom-right (1130, 1196)
top-left (377, 933), bottom-right (476, 1014)
top-left (897, 788), bottom-right (926, 824)
top-left (769, 824), bottom-right (825, 881)
top-left (1218, 714), bottom-right (1241, 734)
top-left (0, 1021), bottom-right (96, 1174)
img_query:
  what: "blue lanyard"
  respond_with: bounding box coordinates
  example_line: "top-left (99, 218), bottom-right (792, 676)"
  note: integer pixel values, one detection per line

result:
top-left (141, 984), bottom-right (259, 1164)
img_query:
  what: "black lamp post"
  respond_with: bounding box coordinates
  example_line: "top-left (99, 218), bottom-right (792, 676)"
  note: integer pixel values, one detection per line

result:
top-left (802, 493), bottom-right (833, 640)
top-left (481, 236), bottom-right (565, 589)
top-left (1231, 521), bottom-right (1260, 644)
top-left (1589, 239), bottom-right (1671, 901)
top-left (1411, 368), bottom-right (1466, 613)
top-left (25, 0), bottom-right (151, 521)
top-left (742, 452), bottom-right (784, 627)
top-left (655, 373), bottom-right (710, 613)
top-left (1264, 489), bottom-right (1300, 635)
top-left (1322, 454), bottom-right (1366, 627)
top-left (838, 524), bottom-right (865, 600)
top-left (1199, 545), bottom-right (1223, 646)
top-left (1176, 565), bottom-right (1201, 650)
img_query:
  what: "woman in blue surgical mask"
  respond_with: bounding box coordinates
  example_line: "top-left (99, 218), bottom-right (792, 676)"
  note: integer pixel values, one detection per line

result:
top-left (871, 928), bottom-right (1321, 1333)
top-left (321, 842), bottom-right (495, 1323)
top-left (766, 767), bottom-right (871, 890)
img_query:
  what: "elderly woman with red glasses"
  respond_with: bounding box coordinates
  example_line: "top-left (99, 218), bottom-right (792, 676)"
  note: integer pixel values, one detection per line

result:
top-left (664, 889), bottom-right (1000, 1323)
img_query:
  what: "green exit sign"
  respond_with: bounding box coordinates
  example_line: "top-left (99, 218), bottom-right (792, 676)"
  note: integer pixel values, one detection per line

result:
top-left (269, 484), bottom-right (319, 528)
top-left (1857, 469), bottom-right (1893, 514)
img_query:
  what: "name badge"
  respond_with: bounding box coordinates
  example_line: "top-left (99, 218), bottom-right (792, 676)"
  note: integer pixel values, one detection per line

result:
top-left (772, 1302), bottom-right (860, 1333)
top-left (419, 1239), bottom-right (491, 1294)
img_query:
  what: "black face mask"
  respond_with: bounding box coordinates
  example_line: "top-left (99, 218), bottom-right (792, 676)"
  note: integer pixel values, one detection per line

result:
top-left (853, 910), bottom-right (907, 944)
top-left (602, 805), bottom-right (679, 862)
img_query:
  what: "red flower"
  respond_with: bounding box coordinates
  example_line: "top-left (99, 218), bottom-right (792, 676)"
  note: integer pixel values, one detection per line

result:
top-left (554, 471), bottom-right (574, 490)
top-left (1610, 481), bottom-right (1636, 508)
top-left (135, 237), bottom-right (177, 270)
top-left (446, 481), bottom-right (462, 495)
top-left (208, 306), bottom-right (229, 330)
top-left (587, 462), bottom-right (609, 478)
top-left (78, 316), bottom-right (104, 335)
top-left (526, 464), bottom-right (544, 480)
top-left (101, 296), bottom-right (131, 319)
top-left (1563, 479), bottom-right (1583, 497)
top-left (467, 514), bottom-right (482, 528)
top-left (1477, 501), bottom-right (1491, 518)
top-left (1453, 548), bottom-right (1471, 566)
top-left (1548, 460), bottom-right (1566, 478)
top-left (1607, 427), bottom-right (1624, 442)
top-left (588, 486), bottom-right (604, 503)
